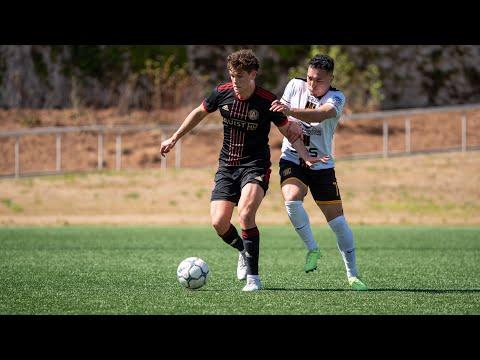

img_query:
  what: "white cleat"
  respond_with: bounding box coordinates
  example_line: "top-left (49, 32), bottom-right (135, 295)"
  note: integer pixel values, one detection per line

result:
top-left (237, 251), bottom-right (247, 280)
top-left (242, 277), bottom-right (263, 292)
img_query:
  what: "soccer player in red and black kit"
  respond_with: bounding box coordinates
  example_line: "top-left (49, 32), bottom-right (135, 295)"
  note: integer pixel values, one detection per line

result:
top-left (160, 49), bottom-right (321, 291)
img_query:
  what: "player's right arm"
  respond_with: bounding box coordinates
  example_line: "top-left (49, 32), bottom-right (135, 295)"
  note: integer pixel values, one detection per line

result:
top-left (160, 104), bottom-right (209, 157)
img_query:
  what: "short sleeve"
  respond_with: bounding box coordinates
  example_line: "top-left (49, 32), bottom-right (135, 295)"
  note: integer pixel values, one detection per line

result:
top-left (324, 92), bottom-right (346, 117)
top-left (280, 79), bottom-right (296, 105)
top-left (271, 110), bottom-right (288, 127)
top-left (202, 86), bottom-right (220, 113)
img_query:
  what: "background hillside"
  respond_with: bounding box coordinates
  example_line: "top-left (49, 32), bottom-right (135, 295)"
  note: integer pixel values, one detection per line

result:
top-left (1, 45), bottom-right (479, 111)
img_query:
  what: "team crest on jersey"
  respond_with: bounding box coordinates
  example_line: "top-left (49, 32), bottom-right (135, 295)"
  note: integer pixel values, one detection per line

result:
top-left (248, 109), bottom-right (259, 121)
top-left (283, 168), bottom-right (292, 176)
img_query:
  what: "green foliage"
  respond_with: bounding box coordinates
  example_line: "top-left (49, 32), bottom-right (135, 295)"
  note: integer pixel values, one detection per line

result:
top-left (272, 45), bottom-right (311, 66)
top-left (125, 192), bottom-right (140, 199)
top-left (65, 46), bottom-right (187, 81)
top-left (0, 55), bottom-right (6, 86)
top-left (30, 46), bottom-right (50, 89)
top-left (1, 198), bottom-right (12, 207)
top-left (19, 113), bottom-right (42, 127)
top-left (1, 198), bottom-right (24, 212)
top-left (129, 46), bottom-right (187, 73)
top-left (140, 55), bottom-right (192, 109)
top-left (288, 45), bottom-right (384, 112)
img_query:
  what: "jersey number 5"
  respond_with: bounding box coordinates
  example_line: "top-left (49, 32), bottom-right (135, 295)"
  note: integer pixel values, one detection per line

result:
top-left (303, 135), bottom-right (319, 157)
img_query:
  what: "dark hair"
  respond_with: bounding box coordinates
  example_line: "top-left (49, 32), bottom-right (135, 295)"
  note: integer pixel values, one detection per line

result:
top-left (227, 49), bottom-right (260, 73)
top-left (308, 54), bottom-right (334, 74)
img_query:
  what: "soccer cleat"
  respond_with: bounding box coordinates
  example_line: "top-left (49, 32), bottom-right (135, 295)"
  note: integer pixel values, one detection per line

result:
top-left (237, 251), bottom-right (247, 280)
top-left (304, 248), bottom-right (320, 273)
top-left (242, 277), bottom-right (263, 292)
top-left (348, 276), bottom-right (368, 291)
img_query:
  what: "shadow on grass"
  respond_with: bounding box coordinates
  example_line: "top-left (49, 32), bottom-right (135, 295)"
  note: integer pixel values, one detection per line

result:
top-left (264, 288), bottom-right (480, 293)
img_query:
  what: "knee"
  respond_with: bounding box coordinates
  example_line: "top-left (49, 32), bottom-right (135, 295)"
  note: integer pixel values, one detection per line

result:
top-left (283, 189), bottom-right (303, 202)
top-left (326, 208), bottom-right (344, 222)
top-left (238, 208), bottom-right (255, 227)
top-left (211, 217), bottom-right (230, 235)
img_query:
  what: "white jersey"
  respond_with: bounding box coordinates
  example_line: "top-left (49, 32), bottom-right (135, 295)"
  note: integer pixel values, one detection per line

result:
top-left (280, 78), bottom-right (345, 170)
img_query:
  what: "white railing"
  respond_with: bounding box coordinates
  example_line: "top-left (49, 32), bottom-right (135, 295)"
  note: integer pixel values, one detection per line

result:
top-left (1, 103), bottom-right (479, 178)
top-left (334, 103), bottom-right (479, 159)
top-left (0, 123), bottom-right (222, 178)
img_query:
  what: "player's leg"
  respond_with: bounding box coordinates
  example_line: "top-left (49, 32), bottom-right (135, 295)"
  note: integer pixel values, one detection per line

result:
top-left (210, 167), bottom-right (248, 280)
top-left (319, 203), bottom-right (367, 290)
top-left (210, 200), bottom-right (248, 280)
top-left (237, 182), bottom-right (265, 291)
top-left (312, 168), bottom-right (367, 290)
top-left (280, 160), bottom-right (320, 272)
top-left (210, 200), bottom-right (241, 248)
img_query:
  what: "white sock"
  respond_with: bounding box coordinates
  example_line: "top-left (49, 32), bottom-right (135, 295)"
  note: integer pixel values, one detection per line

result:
top-left (247, 275), bottom-right (259, 281)
top-left (328, 215), bottom-right (358, 278)
top-left (285, 201), bottom-right (318, 251)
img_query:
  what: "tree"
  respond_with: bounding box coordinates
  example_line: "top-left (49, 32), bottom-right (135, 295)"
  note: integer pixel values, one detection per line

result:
top-left (288, 45), bottom-right (384, 112)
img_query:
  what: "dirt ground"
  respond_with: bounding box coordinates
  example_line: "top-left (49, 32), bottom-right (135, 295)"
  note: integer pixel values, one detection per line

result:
top-left (0, 151), bottom-right (479, 226)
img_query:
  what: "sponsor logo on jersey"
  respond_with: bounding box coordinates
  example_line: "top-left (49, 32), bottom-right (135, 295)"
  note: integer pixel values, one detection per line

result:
top-left (222, 104), bottom-right (229, 111)
top-left (304, 127), bottom-right (322, 136)
top-left (223, 118), bottom-right (258, 131)
top-left (248, 109), bottom-right (259, 121)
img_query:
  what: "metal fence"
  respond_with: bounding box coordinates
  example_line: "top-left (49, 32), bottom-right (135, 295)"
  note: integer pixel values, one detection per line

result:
top-left (1, 103), bottom-right (479, 178)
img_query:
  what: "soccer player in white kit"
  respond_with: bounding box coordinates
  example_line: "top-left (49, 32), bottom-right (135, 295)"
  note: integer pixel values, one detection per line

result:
top-left (270, 54), bottom-right (368, 290)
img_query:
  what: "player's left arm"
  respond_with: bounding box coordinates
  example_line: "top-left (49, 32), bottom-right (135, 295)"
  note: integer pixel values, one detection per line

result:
top-left (277, 123), bottom-right (328, 166)
top-left (270, 101), bottom-right (337, 124)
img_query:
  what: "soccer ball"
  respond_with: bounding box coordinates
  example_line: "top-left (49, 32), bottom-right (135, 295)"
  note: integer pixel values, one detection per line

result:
top-left (177, 257), bottom-right (209, 290)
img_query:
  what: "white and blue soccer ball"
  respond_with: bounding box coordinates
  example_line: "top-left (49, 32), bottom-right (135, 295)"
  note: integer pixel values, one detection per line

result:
top-left (177, 257), bottom-right (209, 290)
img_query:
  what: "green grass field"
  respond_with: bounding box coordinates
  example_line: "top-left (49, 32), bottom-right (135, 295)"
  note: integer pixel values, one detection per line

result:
top-left (1, 225), bottom-right (479, 315)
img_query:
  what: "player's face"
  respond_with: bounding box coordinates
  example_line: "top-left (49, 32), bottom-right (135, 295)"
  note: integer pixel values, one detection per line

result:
top-left (307, 66), bottom-right (333, 97)
top-left (229, 69), bottom-right (257, 97)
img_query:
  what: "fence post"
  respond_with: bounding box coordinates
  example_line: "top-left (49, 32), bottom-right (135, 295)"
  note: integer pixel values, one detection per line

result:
top-left (56, 133), bottom-right (62, 172)
top-left (14, 136), bottom-right (20, 178)
top-left (98, 132), bottom-right (104, 170)
top-left (383, 119), bottom-right (389, 157)
top-left (116, 133), bottom-right (122, 170)
top-left (405, 118), bottom-right (411, 153)
top-left (461, 113), bottom-right (467, 152)
top-left (175, 138), bottom-right (182, 168)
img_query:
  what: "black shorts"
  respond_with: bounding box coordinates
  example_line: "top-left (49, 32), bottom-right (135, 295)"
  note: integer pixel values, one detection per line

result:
top-left (211, 165), bottom-right (272, 205)
top-left (279, 159), bottom-right (342, 205)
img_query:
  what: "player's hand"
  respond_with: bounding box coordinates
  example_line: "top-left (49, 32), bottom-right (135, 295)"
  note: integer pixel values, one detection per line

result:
top-left (305, 155), bottom-right (330, 167)
top-left (286, 119), bottom-right (303, 143)
top-left (270, 100), bottom-right (291, 115)
top-left (160, 136), bottom-right (177, 157)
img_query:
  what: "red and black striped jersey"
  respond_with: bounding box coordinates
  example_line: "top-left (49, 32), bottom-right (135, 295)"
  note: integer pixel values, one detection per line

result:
top-left (202, 82), bottom-right (288, 167)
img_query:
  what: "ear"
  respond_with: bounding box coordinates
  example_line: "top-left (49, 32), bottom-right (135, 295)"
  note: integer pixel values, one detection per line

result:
top-left (250, 70), bottom-right (258, 80)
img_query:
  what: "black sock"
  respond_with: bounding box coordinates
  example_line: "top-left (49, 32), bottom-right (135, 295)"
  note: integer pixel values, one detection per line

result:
top-left (241, 227), bottom-right (260, 275)
top-left (219, 224), bottom-right (244, 251)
